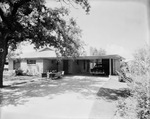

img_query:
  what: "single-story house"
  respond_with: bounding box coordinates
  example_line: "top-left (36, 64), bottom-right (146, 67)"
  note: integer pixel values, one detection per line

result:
top-left (8, 48), bottom-right (124, 76)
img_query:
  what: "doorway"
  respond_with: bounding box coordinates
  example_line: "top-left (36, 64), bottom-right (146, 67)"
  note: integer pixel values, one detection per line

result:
top-left (63, 60), bottom-right (69, 74)
top-left (102, 59), bottom-right (109, 76)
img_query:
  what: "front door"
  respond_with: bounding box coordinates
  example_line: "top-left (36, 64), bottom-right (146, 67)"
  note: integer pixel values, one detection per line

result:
top-left (102, 59), bottom-right (109, 76)
top-left (63, 60), bottom-right (68, 74)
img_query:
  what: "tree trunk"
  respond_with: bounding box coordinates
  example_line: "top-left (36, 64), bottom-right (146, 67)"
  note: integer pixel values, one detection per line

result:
top-left (0, 36), bottom-right (8, 88)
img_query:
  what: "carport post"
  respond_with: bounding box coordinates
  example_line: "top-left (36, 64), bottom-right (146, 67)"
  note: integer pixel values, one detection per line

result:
top-left (109, 58), bottom-right (111, 75)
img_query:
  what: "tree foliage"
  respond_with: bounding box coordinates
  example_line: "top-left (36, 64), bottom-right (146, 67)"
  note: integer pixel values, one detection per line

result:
top-left (7, 42), bottom-right (25, 59)
top-left (0, 0), bottom-right (90, 55)
top-left (0, 0), bottom-right (90, 87)
top-left (89, 46), bottom-right (106, 56)
top-left (116, 45), bottom-right (150, 119)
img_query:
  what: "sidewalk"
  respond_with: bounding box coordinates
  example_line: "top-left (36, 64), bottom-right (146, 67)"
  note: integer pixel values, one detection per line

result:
top-left (88, 76), bottom-right (128, 119)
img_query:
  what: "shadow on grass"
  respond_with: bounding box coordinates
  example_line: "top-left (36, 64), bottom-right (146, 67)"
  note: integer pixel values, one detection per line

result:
top-left (97, 87), bottom-right (130, 101)
top-left (0, 75), bottom-right (108, 106)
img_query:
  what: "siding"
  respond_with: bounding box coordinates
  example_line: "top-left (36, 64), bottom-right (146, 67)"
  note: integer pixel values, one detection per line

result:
top-left (71, 60), bottom-right (89, 74)
top-left (43, 59), bottom-right (58, 72)
top-left (114, 59), bottom-right (121, 74)
top-left (58, 61), bottom-right (63, 71)
top-left (9, 58), bottom-right (121, 76)
top-left (20, 59), bottom-right (43, 75)
top-left (43, 59), bottom-right (52, 72)
top-left (8, 60), bottom-right (13, 70)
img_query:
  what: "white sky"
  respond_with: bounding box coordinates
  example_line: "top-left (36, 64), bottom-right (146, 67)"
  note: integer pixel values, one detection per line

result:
top-left (22, 0), bottom-right (149, 60)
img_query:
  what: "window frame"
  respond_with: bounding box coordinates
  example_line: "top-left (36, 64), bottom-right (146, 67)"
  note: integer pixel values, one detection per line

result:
top-left (27, 59), bottom-right (36, 65)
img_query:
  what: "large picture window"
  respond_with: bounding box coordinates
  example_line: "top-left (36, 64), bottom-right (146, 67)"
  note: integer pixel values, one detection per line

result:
top-left (27, 60), bottom-right (36, 64)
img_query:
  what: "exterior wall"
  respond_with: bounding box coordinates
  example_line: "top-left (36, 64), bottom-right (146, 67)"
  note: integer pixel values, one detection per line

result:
top-left (8, 59), bottom-right (14, 70)
top-left (70, 60), bottom-right (89, 74)
top-left (68, 60), bottom-right (73, 74)
top-left (43, 59), bottom-right (58, 73)
top-left (43, 59), bottom-right (52, 72)
top-left (20, 60), bottom-right (28, 71)
top-left (8, 59), bottom-right (21, 70)
top-left (20, 59), bottom-right (43, 75)
top-left (58, 61), bottom-right (63, 71)
top-left (36, 59), bottom-right (43, 74)
top-left (71, 60), bottom-right (81, 74)
top-left (113, 59), bottom-right (115, 74)
top-left (114, 59), bottom-right (121, 74)
top-left (9, 57), bottom-right (122, 76)
top-left (110, 59), bottom-right (116, 75)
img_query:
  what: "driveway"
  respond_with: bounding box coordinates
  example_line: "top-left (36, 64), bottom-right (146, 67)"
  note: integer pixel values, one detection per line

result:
top-left (0, 75), bottom-right (127, 119)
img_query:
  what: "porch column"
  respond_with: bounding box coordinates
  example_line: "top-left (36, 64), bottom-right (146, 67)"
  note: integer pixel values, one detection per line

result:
top-left (109, 58), bottom-right (111, 75)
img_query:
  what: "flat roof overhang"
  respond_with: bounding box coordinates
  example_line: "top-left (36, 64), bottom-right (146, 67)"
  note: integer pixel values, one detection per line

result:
top-left (75, 55), bottom-right (125, 60)
top-left (11, 54), bottom-right (125, 60)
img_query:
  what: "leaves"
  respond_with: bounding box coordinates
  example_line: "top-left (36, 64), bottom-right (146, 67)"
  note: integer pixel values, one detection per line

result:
top-left (0, 0), bottom-right (90, 57)
top-left (90, 47), bottom-right (106, 56)
top-left (116, 45), bottom-right (150, 119)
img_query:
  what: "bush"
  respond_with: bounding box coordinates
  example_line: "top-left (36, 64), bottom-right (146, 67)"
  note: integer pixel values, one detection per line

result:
top-left (15, 69), bottom-right (23, 76)
top-left (116, 45), bottom-right (150, 119)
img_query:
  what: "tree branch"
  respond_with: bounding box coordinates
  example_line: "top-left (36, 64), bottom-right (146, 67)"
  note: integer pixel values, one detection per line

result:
top-left (12, 0), bottom-right (31, 16)
top-left (0, 7), bottom-right (5, 21)
top-left (6, 0), bottom-right (13, 7)
top-left (0, 7), bottom-right (10, 27)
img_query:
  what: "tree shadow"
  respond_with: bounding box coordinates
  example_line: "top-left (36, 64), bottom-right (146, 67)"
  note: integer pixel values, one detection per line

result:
top-left (96, 87), bottom-right (130, 101)
top-left (0, 75), bottom-right (108, 107)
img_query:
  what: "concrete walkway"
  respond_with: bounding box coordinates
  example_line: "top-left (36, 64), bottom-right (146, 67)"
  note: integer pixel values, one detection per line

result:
top-left (89, 76), bottom-right (128, 119)
top-left (0, 75), bottom-right (128, 119)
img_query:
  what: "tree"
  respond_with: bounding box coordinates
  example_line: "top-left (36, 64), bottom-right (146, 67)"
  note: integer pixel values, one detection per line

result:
top-left (89, 47), bottom-right (106, 56)
top-left (116, 45), bottom-right (150, 119)
top-left (7, 42), bottom-right (25, 59)
top-left (128, 45), bottom-right (150, 76)
top-left (0, 0), bottom-right (90, 87)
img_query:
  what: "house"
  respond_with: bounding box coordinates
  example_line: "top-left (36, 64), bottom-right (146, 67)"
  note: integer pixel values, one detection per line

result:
top-left (8, 48), bottom-right (124, 76)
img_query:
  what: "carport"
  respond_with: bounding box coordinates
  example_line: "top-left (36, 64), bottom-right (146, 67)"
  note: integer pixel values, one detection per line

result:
top-left (76, 55), bottom-right (124, 76)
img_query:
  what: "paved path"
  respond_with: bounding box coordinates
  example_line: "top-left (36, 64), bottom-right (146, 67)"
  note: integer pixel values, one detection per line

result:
top-left (88, 76), bottom-right (128, 119)
top-left (0, 75), bottom-right (128, 119)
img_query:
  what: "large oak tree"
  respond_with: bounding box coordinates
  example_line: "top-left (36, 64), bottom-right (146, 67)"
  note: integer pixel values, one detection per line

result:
top-left (0, 0), bottom-right (90, 87)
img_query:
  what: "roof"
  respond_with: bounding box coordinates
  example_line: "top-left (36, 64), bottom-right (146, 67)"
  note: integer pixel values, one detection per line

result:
top-left (16, 48), bottom-right (57, 59)
top-left (76, 55), bottom-right (125, 60)
top-left (11, 48), bottom-right (125, 60)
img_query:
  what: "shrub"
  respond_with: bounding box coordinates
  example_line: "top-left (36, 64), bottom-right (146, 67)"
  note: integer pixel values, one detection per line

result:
top-left (15, 69), bottom-right (23, 76)
top-left (116, 45), bottom-right (150, 119)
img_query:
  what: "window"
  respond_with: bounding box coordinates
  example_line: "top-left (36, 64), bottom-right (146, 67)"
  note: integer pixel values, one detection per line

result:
top-left (27, 60), bottom-right (36, 64)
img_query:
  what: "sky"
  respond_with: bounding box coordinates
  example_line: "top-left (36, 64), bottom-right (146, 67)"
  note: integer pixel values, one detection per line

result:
top-left (22, 0), bottom-right (149, 60)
